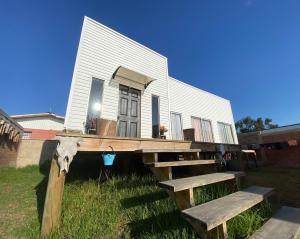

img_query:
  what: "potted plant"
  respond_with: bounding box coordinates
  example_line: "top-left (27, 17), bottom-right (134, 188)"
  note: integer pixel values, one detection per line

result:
top-left (159, 125), bottom-right (168, 139)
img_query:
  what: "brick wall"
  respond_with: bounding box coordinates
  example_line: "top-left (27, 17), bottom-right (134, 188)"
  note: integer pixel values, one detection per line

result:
top-left (24, 128), bottom-right (61, 140)
top-left (238, 129), bottom-right (300, 166)
top-left (0, 134), bottom-right (20, 167)
top-left (237, 132), bottom-right (260, 145)
top-left (16, 139), bottom-right (57, 168)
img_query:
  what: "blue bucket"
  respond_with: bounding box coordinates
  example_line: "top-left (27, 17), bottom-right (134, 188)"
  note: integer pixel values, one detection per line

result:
top-left (102, 146), bottom-right (116, 166)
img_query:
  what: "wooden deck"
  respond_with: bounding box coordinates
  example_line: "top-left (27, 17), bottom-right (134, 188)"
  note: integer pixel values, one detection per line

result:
top-left (56, 133), bottom-right (241, 152)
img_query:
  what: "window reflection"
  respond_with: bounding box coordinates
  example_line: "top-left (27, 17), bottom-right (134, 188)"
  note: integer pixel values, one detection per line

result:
top-left (152, 95), bottom-right (160, 138)
top-left (86, 78), bottom-right (104, 134)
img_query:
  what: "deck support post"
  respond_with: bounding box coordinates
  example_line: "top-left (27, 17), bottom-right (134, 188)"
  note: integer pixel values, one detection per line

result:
top-left (183, 152), bottom-right (200, 160)
top-left (216, 222), bottom-right (228, 239)
top-left (185, 220), bottom-right (228, 239)
top-left (150, 166), bottom-right (172, 181)
top-left (173, 188), bottom-right (194, 210)
top-left (142, 153), bottom-right (158, 163)
top-left (40, 136), bottom-right (80, 237)
top-left (41, 158), bottom-right (66, 237)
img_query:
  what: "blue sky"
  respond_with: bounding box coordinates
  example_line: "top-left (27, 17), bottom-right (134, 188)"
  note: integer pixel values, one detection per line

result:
top-left (1, 0), bottom-right (299, 125)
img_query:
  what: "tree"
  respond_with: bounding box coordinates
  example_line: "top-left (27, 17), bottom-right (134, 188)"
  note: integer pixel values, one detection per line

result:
top-left (235, 116), bottom-right (278, 133)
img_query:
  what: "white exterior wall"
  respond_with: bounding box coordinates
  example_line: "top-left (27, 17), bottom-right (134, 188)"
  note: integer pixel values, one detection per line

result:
top-left (169, 77), bottom-right (238, 143)
top-left (65, 16), bottom-right (238, 143)
top-left (15, 117), bottom-right (64, 131)
top-left (65, 17), bottom-right (170, 138)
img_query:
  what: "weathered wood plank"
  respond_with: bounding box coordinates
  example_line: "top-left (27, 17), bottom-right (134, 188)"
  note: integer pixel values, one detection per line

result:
top-left (56, 133), bottom-right (240, 153)
top-left (173, 188), bottom-right (195, 210)
top-left (142, 153), bottom-right (158, 163)
top-left (159, 171), bottom-right (246, 192)
top-left (135, 149), bottom-right (202, 153)
top-left (249, 206), bottom-right (300, 239)
top-left (41, 158), bottom-right (66, 237)
top-left (182, 186), bottom-right (274, 231)
top-left (150, 167), bottom-right (172, 181)
top-left (145, 160), bottom-right (216, 168)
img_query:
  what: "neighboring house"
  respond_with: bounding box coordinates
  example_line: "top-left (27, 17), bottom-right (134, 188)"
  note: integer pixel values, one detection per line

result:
top-left (238, 123), bottom-right (300, 166)
top-left (11, 112), bottom-right (64, 139)
top-left (0, 109), bottom-right (23, 167)
top-left (65, 16), bottom-right (237, 144)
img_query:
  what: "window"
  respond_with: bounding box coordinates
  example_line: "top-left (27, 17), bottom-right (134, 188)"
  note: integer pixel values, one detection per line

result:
top-left (86, 78), bottom-right (104, 133)
top-left (191, 117), bottom-right (214, 142)
top-left (152, 95), bottom-right (160, 138)
top-left (218, 122), bottom-right (234, 144)
top-left (22, 131), bottom-right (32, 139)
top-left (171, 112), bottom-right (183, 140)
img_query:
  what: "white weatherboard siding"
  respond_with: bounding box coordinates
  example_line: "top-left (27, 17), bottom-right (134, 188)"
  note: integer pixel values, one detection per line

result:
top-left (15, 118), bottom-right (64, 131)
top-left (169, 77), bottom-right (238, 143)
top-left (65, 17), bottom-right (170, 138)
top-left (65, 16), bottom-right (238, 143)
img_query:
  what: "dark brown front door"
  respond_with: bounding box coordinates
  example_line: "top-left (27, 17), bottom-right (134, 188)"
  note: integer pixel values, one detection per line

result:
top-left (117, 85), bottom-right (141, 137)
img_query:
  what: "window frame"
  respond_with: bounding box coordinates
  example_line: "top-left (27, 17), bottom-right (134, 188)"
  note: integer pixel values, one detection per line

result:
top-left (217, 121), bottom-right (235, 144)
top-left (151, 94), bottom-right (160, 138)
top-left (85, 77), bottom-right (105, 133)
top-left (170, 111), bottom-right (184, 140)
top-left (191, 116), bottom-right (215, 143)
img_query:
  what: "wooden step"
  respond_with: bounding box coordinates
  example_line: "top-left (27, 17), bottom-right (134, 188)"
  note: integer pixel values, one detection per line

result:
top-left (182, 186), bottom-right (274, 237)
top-left (159, 171), bottom-right (246, 192)
top-left (135, 149), bottom-right (202, 153)
top-left (250, 206), bottom-right (300, 239)
top-left (145, 160), bottom-right (216, 168)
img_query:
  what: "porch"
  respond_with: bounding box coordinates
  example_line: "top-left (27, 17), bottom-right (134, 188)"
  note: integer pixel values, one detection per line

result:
top-left (56, 132), bottom-right (241, 153)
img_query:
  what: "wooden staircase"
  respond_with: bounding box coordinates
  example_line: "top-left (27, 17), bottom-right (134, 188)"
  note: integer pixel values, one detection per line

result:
top-left (142, 148), bottom-right (300, 239)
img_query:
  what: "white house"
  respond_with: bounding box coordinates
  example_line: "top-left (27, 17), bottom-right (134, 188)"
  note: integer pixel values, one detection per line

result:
top-left (11, 113), bottom-right (64, 131)
top-left (65, 16), bottom-right (238, 144)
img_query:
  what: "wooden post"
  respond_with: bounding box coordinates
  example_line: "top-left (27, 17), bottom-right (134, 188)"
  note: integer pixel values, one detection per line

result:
top-left (150, 167), bottom-right (172, 181)
top-left (174, 188), bottom-right (195, 210)
top-left (142, 153), bottom-right (158, 163)
top-left (216, 223), bottom-right (228, 239)
top-left (41, 158), bottom-right (66, 237)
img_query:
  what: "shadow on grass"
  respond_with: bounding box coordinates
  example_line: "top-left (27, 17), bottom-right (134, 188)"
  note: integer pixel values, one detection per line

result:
top-left (121, 191), bottom-right (168, 208)
top-left (128, 210), bottom-right (193, 237)
top-left (35, 161), bottom-right (50, 228)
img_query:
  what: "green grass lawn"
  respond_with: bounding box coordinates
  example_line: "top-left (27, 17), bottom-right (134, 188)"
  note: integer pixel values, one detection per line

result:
top-left (245, 166), bottom-right (300, 208)
top-left (0, 165), bottom-right (280, 239)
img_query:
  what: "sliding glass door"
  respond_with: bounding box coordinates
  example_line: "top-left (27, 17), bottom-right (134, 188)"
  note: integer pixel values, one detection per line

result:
top-left (218, 122), bottom-right (234, 144)
top-left (171, 112), bottom-right (183, 140)
top-left (191, 117), bottom-right (214, 142)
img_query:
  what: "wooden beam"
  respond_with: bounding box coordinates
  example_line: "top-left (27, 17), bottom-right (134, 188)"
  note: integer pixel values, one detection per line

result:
top-left (142, 153), bottom-right (158, 163)
top-left (41, 158), bottom-right (66, 237)
top-left (173, 188), bottom-right (194, 210)
top-left (217, 223), bottom-right (228, 239)
top-left (150, 167), bottom-right (172, 181)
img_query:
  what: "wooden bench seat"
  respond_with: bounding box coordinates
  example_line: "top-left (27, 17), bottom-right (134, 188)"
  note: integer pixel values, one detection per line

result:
top-left (182, 186), bottom-right (274, 239)
top-left (159, 171), bottom-right (246, 210)
top-left (249, 206), bottom-right (300, 239)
